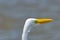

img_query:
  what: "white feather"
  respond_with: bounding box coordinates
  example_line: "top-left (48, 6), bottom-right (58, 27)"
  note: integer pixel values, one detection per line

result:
top-left (22, 18), bottom-right (36, 40)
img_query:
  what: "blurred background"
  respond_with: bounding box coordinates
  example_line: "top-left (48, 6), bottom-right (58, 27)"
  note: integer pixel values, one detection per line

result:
top-left (0, 0), bottom-right (60, 40)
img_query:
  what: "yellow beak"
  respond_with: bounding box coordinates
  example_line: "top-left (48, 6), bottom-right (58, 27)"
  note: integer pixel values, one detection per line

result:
top-left (35, 18), bottom-right (53, 24)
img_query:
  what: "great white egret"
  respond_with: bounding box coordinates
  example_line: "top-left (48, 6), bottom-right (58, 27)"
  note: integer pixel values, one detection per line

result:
top-left (22, 18), bottom-right (53, 40)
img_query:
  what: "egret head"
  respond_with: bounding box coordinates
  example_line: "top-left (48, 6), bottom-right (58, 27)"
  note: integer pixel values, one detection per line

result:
top-left (26, 18), bottom-right (53, 25)
top-left (22, 18), bottom-right (53, 40)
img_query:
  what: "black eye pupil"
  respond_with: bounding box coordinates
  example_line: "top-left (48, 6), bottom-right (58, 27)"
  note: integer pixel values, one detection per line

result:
top-left (35, 21), bottom-right (37, 24)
